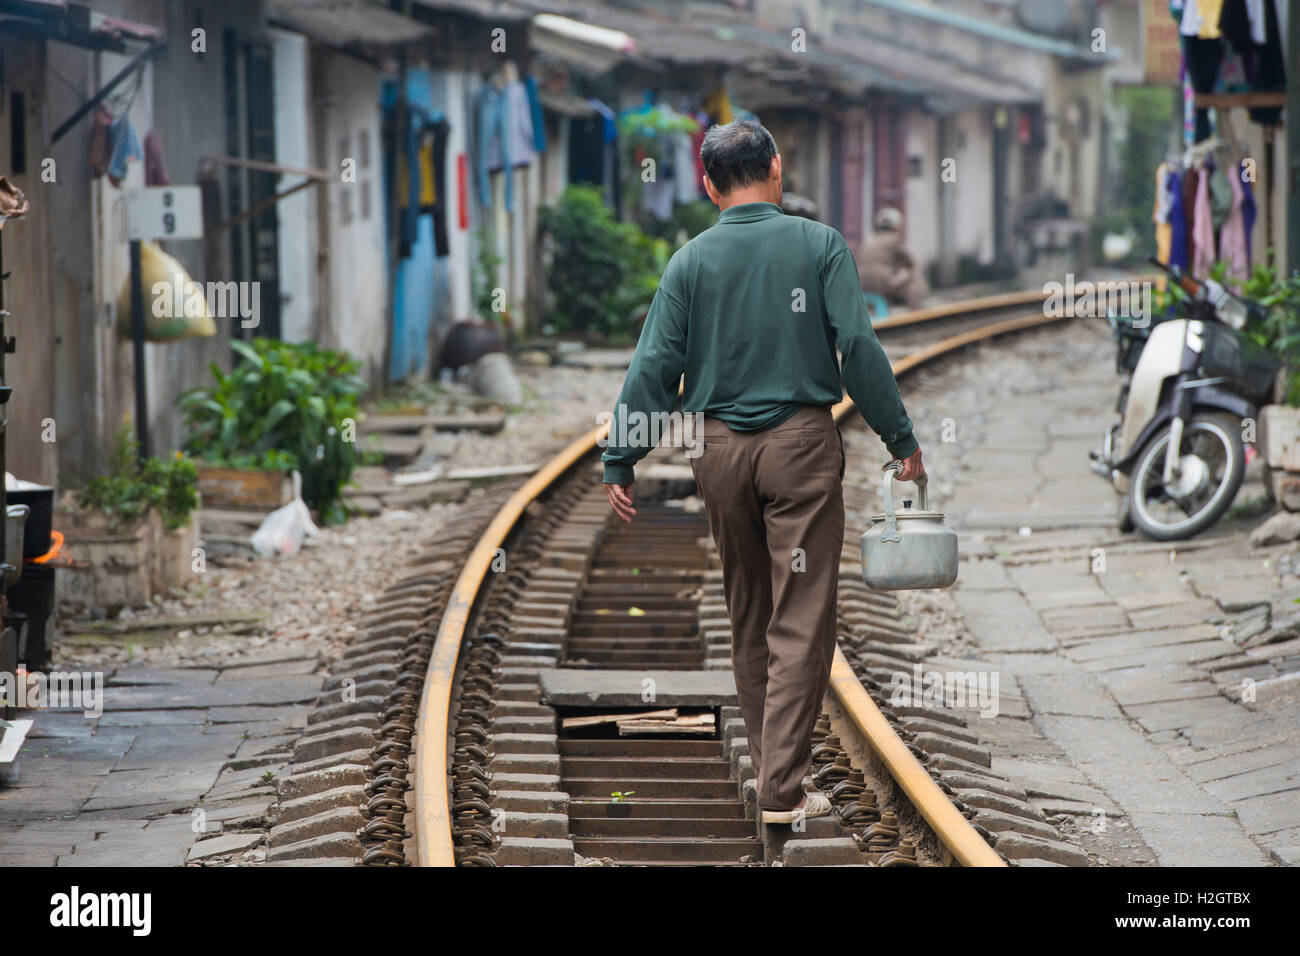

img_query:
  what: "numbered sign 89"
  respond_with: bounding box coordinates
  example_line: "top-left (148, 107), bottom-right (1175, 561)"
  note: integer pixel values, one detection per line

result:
top-left (125, 186), bottom-right (204, 241)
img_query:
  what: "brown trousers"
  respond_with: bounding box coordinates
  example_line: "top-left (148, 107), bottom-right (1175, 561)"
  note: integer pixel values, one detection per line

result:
top-left (690, 405), bottom-right (845, 811)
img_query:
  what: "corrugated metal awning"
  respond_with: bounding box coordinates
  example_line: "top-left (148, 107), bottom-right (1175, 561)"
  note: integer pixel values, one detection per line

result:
top-left (269, 0), bottom-right (431, 49)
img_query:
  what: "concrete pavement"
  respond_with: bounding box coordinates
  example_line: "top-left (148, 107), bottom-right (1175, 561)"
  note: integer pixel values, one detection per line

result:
top-left (891, 318), bottom-right (1298, 866)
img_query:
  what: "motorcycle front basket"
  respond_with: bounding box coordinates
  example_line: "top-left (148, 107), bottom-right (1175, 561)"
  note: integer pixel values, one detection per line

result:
top-left (1197, 322), bottom-right (1280, 405)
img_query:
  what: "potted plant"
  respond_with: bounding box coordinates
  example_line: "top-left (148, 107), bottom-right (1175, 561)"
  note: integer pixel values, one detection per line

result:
top-left (179, 339), bottom-right (367, 525)
top-left (59, 423), bottom-right (201, 611)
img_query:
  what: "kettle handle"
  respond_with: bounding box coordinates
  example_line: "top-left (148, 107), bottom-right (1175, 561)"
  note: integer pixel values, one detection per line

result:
top-left (882, 460), bottom-right (928, 514)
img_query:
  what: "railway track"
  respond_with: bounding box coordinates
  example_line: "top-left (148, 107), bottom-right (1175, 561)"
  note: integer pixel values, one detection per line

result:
top-left (344, 284), bottom-right (1105, 868)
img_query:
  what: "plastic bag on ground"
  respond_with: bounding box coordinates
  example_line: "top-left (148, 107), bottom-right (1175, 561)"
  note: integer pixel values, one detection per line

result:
top-left (251, 471), bottom-right (319, 558)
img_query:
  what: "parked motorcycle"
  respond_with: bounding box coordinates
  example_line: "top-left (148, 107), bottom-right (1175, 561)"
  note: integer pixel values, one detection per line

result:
top-left (1090, 259), bottom-right (1281, 540)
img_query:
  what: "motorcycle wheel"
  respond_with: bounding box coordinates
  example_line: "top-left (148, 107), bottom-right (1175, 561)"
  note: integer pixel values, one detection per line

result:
top-left (1127, 411), bottom-right (1244, 541)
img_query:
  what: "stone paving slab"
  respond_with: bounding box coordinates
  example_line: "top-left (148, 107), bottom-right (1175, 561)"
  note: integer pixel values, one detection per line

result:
top-left (26, 710), bottom-right (98, 737)
top-left (1016, 672), bottom-right (1117, 718)
top-left (1179, 741), bottom-right (1300, 781)
top-left (1035, 715), bottom-right (1233, 817)
top-left (1200, 761), bottom-right (1300, 804)
top-left (97, 709), bottom-right (209, 727)
top-left (0, 650), bottom-right (326, 865)
top-left (1123, 812), bottom-right (1270, 867)
top-left (106, 668), bottom-right (219, 686)
top-left (101, 675), bottom-right (323, 710)
top-left (1123, 696), bottom-right (1242, 734)
top-left (1099, 667), bottom-right (1219, 707)
top-left (951, 589), bottom-right (1056, 652)
top-left (1230, 787), bottom-right (1300, 837)
top-left (911, 320), bottom-right (1300, 865)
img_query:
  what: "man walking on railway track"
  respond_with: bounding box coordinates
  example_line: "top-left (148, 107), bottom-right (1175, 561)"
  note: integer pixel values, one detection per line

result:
top-left (601, 119), bottom-right (923, 824)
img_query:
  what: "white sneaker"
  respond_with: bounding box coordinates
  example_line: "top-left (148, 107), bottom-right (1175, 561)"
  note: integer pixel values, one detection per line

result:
top-left (761, 792), bottom-right (832, 824)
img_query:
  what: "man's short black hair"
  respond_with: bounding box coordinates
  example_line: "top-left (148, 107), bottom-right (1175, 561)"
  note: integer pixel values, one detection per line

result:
top-left (700, 119), bottom-right (777, 196)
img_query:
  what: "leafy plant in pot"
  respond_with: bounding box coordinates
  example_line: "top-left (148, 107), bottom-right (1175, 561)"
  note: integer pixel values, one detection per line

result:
top-left (178, 339), bottom-right (367, 525)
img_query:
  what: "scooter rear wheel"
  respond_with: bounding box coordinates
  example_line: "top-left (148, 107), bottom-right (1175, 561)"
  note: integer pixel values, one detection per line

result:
top-left (1127, 411), bottom-right (1244, 541)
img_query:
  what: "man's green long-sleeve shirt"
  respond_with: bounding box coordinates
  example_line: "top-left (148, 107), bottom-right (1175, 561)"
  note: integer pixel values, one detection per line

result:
top-left (601, 201), bottom-right (917, 485)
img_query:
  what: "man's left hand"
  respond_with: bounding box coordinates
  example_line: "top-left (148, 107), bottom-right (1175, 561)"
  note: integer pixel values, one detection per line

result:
top-left (605, 482), bottom-right (637, 523)
top-left (896, 448), bottom-right (924, 482)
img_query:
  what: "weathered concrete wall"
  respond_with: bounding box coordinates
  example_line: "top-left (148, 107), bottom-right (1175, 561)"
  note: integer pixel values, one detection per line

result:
top-left (34, 0), bottom-right (270, 485)
top-left (311, 49), bottom-right (388, 384)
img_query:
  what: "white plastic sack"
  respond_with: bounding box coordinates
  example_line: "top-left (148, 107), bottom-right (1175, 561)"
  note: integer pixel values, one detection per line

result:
top-left (251, 471), bottom-right (319, 558)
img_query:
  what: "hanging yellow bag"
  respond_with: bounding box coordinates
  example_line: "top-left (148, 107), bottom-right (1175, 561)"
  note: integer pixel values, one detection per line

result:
top-left (116, 241), bottom-right (217, 341)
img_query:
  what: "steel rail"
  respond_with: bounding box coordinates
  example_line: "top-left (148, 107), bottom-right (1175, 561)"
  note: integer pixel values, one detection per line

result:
top-left (414, 297), bottom-right (1076, 867)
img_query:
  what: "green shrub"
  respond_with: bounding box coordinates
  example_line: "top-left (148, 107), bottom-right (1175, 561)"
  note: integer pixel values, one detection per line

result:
top-left (539, 185), bottom-right (671, 335)
top-left (78, 423), bottom-right (199, 531)
top-left (640, 199), bottom-right (717, 244)
top-left (179, 339), bottom-right (366, 525)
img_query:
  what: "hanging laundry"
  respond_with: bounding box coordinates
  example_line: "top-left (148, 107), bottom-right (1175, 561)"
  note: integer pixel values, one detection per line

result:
top-left (143, 129), bottom-right (170, 187)
top-left (1182, 35), bottom-right (1223, 142)
top-left (523, 74), bottom-right (547, 155)
top-left (1220, 0), bottom-right (1269, 52)
top-left (1181, 164), bottom-right (1199, 250)
top-left (1217, 0), bottom-right (1286, 125)
top-left (1153, 162), bottom-right (1174, 275)
top-left (1208, 162), bottom-right (1231, 230)
top-left (1219, 167), bottom-right (1249, 279)
top-left (427, 118), bottom-right (450, 258)
top-left (475, 82), bottom-right (511, 210)
top-left (673, 131), bottom-right (699, 203)
top-left (1167, 167), bottom-right (1190, 270)
top-left (1191, 163), bottom-right (1217, 276)
top-left (703, 87), bottom-right (733, 125)
top-left (1240, 173), bottom-right (1257, 265)
top-left (106, 113), bottom-right (142, 188)
top-left (88, 104), bottom-right (113, 179)
top-left (503, 80), bottom-right (536, 168)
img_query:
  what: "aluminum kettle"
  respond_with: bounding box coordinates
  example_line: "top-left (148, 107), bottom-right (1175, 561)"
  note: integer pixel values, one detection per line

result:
top-left (860, 462), bottom-right (958, 591)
